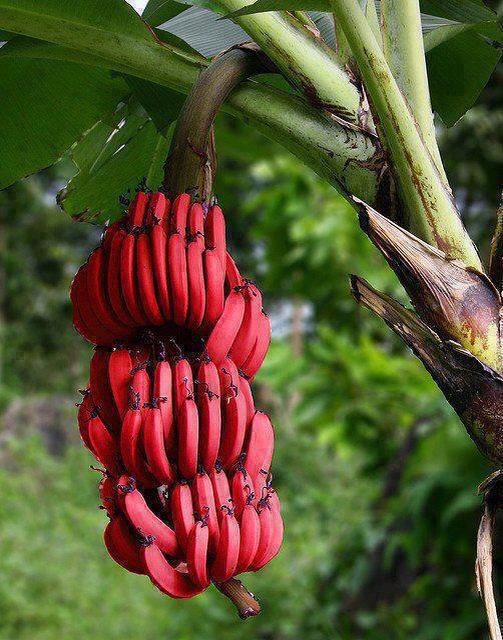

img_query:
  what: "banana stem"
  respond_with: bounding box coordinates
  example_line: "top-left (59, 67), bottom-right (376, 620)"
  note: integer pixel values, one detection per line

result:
top-left (219, 0), bottom-right (362, 120)
top-left (289, 10), bottom-right (319, 32)
top-left (162, 46), bottom-right (264, 201)
top-left (213, 578), bottom-right (261, 618)
top-left (380, 0), bottom-right (446, 181)
top-left (331, 0), bottom-right (482, 269)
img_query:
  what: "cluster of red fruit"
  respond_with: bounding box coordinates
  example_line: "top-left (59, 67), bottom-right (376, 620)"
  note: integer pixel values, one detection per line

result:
top-left (71, 191), bottom-right (283, 601)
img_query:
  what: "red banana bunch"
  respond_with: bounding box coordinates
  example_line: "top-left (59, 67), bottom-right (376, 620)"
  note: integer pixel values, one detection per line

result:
top-left (71, 192), bottom-right (269, 379)
top-left (72, 190), bottom-right (282, 605)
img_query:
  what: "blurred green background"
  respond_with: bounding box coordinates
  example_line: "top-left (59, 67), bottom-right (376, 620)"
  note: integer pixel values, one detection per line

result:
top-left (0, 61), bottom-right (501, 640)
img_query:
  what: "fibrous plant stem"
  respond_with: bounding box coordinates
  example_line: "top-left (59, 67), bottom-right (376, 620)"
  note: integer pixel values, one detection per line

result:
top-left (218, 0), bottom-right (362, 122)
top-left (163, 46), bottom-right (264, 200)
top-left (331, 0), bottom-right (482, 269)
top-left (380, 0), bottom-right (445, 180)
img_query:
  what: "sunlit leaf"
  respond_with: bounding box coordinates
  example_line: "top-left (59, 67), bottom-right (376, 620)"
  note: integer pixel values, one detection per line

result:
top-left (59, 107), bottom-right (171, 223)
top-left (124, 75), bottom-right (185, 130)
top-left (427, 27), bottom-right (501, 126)
top-left (159, 6), bottom-right (248, 56)
top-left (142, 0), bottom-right (187, 25)
top-left (3, 0), bottom-right (153, 41)
top-left (123, 27), bottom-right (204, 130)
top-left (420, 0), bottom-right (496, 23)
top-left (0, 39), bottom-right (127, 189)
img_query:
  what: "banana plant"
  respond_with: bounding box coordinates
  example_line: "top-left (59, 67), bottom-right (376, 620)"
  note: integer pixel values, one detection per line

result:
top-left (0, 0), bottom-right (501, 632)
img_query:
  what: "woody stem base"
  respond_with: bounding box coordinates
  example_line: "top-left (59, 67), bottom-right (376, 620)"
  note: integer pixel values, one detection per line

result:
top-left (162, 46), bottom-right (264, 201)
top-left (213, 578), bottom-right (261, 618)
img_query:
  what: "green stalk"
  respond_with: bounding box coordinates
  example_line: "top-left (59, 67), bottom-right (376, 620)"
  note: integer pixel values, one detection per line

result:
top-left (331, 0), bottom-right (482, 269)
top-left (0, 8), bottom-right (382, 204)
top-left (218, 1), bottom-right (362, 122)
top-left (289, 10), bottom-right (318, 31)
top-left (364, 0), bottom-right (382, 47)
top-left (333, 15), bottom-right (352, 67)
top-left (380, 0), bottom-right (445, 180)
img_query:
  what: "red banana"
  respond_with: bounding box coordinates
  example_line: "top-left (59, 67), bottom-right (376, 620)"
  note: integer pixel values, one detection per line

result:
top-left (108, 348), bottom-right (132, 419)
top-left (153, 361), bottom-right (175, 455)
top-left (117, 475), bottom-right (179, 557)
top-left (188, 202), bottom-right (205, 250)
top-left (229, 283), bottom-right (262, 367)
top-left (106, 228), bottom-right (137, 327)
top-left (218, 359), bottom-right (247, 469)
top-left (146, 191), bottom-right (169, 227)
top-left (136, 231), bottom-right (165, 325)
top-left (170, 481), bottom-right (195, 552)
top-left (186, 520), bottom-right (210, 588)
top-left (142, 540), bottom-right (204, 598)
top-left (202, 249), bottom-right (225, 330)
top-left (209, 465), bottom-right (233, 525)
top-left (168, 232), bottom-right (189, 326)
top-left (150, 224), bottom-right (171, 321)
top-left (87, 415), bottom-right (122, 477)
top-left (143, 406), bottom-right (174, 485)
top-left (104, 514), bottom-right (145, 575)
top-left (205, 204), bottom-right (226, 268)
top-left (77, 391), bottom-right (95, 453)
top-left (130, 367), bottom-right (151, 408)
top-left (231, 467), bottom-right (254, 520)
top-left (173, 358), bottom-right (193, 414)
top-left (99, 474), bottom-right (117, 517)
top-left (127, 191), bottom-right (148, 228)
top-left (250, 498), bottom-right (274, 570)
top-left (187, 240), bottom-right (206, 330)
top-left (226, 253), bottom-right (242, 289)
top-left (243, 411), bottom-right (274, 485)
top-left (239, 374), bottom-right (255, 428)
top-left (263, 491), bottom-right (283, 565)
top-left (196, 360), bottom-right (221, 471)
top-left (120, 404), bottom-right (157, 488)
top-left (177, 398), bottom-right (199, 479)
top-left (70, 282), bottom-right (99, 345)
top-left (147, 192), bottom-right (171, 321)
top-left (197, 359), bottom-right (220, 396)
top-left (192, 471), bottom-right (220, 555)
top-left (241, 312), bottom-right (270, 379)
top-left (72, 189), bottom-right (281, 600)
top-left (236, 503), bottom-right (260, 574)
top-left (205, 288), bottom-right (245, 364)
top-left (170, 193), bottom-right (190, 236)
top-left (87, 247), bottom-right (132, 338)
top-left (90, 348), bottom-right (121, 433)
top-left (120, 232), bottom-right (149, 326)
top-left (101, 219), bottom-right (121, 250)
top-left (210, 506), bottom-right (240, 582)
top-left (71, 266), bottom-right (115, 345)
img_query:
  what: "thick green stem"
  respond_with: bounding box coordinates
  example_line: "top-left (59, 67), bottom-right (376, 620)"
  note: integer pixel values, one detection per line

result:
top-left (331, 0), bottom-right (482, 269)
top-left (220, 1), bottom-right (362, 122)
top-left (380, 0), bottom-right (445, 180)
top-left (0, 9), bottom-right (383, 205)
top-left (364, 0), bottom-right (382, 47)
top-left (289, 10), bottom-right (318, 31)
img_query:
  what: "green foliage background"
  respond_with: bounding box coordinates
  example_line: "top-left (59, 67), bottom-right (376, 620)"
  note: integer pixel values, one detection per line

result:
top-left (0, 66), bottom-right (501, 640)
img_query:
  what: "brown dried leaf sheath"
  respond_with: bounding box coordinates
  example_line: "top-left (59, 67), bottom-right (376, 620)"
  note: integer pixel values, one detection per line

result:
top-left (353, 197), bottom-right (502, 372)
top-left (350, 276), bottom-right (503, 465)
